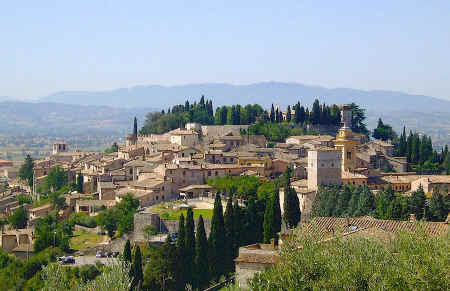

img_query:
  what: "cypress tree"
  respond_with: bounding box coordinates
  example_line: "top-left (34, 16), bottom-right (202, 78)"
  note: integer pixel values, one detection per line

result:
top-left (195, 215), bottom-right (209, 289)
top-left (311, 99), bottom-right (321, 125)
top-left (185, 208), bottom-right (195, 286)
top-left (286, 105), bottom-right (292, 122)
top-left (270, 104), bottom-right (275, 122)
top-left (246, 197), bottom-right (259, 244)
top-left (133, 117), bottom-right (138, 136)
top-left (176, 213), bottom-right (186, 286)
top-left (283, 168), bottom-right (301, 228)
top-left (299, 105), bottom-right (306, 124)
top-left (208, 194), bottom-right (225, 279)
top-left (263, 195), bottom-right (275, 243)
top-left (123, 239), bottom-right (132, 263)
top-left (273, 187), bottom-right (282, 234)
top-left (294, 102), bottom-right (301, 123)
top-left (76, 173), bottom-right (83, 193)
top-left (335, 185), bottom-right (352, 216)
top-left (387, 199), bottom-right (403, 220)
top-left (130, 246), bottom-right (143, 290)
top-left (428, 189), bottom-right (447, 221)
top-left (223, 198), bottom-right (234, 274)
top-left (357, 186), bottom-right (376, 216)
top-left (233, 200), bottom-right (241, 257)
top-left (263, 187), bottom-right (282, 243)
top-left (348, 187), bottom-right (361, 216)
top-left (409, 186), bottom-right (426, 220)
top-left (18, 154), bottom-right (34, 188)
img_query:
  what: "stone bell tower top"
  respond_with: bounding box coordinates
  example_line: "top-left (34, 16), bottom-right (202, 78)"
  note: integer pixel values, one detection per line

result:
top-left (341, 104), bottom-right (352, 129)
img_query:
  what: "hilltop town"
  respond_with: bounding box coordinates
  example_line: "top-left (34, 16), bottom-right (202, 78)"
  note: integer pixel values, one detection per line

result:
top-left (0, 99), bottom-right (448, 290)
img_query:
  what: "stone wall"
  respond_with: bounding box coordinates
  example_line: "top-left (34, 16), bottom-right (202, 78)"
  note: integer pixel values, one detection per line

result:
top-left (134, 211), bottom-right (212, 242)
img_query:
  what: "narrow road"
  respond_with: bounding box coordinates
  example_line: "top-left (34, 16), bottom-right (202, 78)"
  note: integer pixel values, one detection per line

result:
top-left (70, 256), bottom-right (119, 267)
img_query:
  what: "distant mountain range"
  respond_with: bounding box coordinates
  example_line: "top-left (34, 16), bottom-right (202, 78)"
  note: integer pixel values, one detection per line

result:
top-left (1, 82), bottom-right (449, 148)
top-left (0, 101), bottom-right (151, 136)
top-left (38, 82), bottom-right (450, 113)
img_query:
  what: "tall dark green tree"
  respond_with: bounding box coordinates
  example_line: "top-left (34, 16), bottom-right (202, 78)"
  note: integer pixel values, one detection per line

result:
top-left (176, 213), bottom-right (186, 286)
top-left (195, 215), bottom-right (209, 289)
top-left (184, 208), bottom-right (195, 286)
top-left (357, 186), bottom-right (376, 216)
top-left (427, 190), bottom-right (447, 221)
top-left (286, 105), bottom-right (292, 122)
top-left (208, 194), bottom-right (226, 280)
top-left (334, 185), bottom-right (352, 217)
top-left (270, 104), bottom-right (275, 122)
top-left (130, 246), bottom-right (143, 290)
top-left (233, 200), bottom-right (242, 257)
top-left (76, 173), bottom-right (83, 193)
top-left (8, 206), bottom-right (27, 229)
top-left (223, 198), bottom-right (234, 274)
top-left (133, 117), bottom-right (138, 136)
top-left (294, 102), bottom-right (301, 123)
top-left (123, 239), bottom-right (132, 263)
top-left (409, 186), bottom-right (426, 220)
top-left (349, 103), bottom-right (369, 135)
top-left (311, 99), bottom-right (321, 125)
top-left (282, 168), bottom-right (300, 228)
top-left (263, 187), bottom-right (281, 243)
top-left (245, 197), bottom-right (259, 244)
top-left (348, 187), bottom-right (361, 216)
top-left (18, 155), bottom-right (34, 188)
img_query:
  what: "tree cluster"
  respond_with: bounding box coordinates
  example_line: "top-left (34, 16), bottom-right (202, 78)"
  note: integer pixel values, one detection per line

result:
top-left (249, 226), bottom-right (450, 290)
top-left (396, 127), bottom-right (448, 173)
top-left (372, 118), bottom-right (397, 141)
top-left (18, 154), bottom-right (34, 188)
top-left (311, 184), bottom-right (449, 222)
top-left (140, 96), bottom-right (215, 134)
top-left (96, 194), bottom-right (139, 238)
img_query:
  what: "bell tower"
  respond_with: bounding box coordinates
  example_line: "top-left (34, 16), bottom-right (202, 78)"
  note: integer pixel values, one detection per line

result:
top-left (334, 105), bottom-right (358, 171)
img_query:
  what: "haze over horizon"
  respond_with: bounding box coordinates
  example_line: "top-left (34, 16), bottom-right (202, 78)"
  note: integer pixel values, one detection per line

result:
top-left (1, 1), bottom-right (449, 101)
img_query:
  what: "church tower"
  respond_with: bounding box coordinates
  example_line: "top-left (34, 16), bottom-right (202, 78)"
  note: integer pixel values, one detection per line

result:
top-left (334, 105), bottom-right (358, 171)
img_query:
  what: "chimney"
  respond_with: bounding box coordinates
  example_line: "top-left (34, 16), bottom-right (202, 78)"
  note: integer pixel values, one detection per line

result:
top-left (409, 213), bottom-right (416, 223)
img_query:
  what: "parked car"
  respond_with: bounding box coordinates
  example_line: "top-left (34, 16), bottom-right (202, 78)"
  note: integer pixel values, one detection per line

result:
top-left (60, 256), bottom-right (75, 264)
top-left (112, 252), bottom-right (119, 257)
top-left (96, 250), bottom-right (105, 258)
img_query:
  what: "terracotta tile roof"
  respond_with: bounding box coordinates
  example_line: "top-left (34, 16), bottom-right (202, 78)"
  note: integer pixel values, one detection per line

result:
top-left (304, 217), bottom-right (448, 237)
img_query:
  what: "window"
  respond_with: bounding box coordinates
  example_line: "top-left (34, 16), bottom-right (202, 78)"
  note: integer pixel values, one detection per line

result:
top-left (331, 163), bottom-right (334, 167)
top-left (129, 169), bottom-right (133, 174)
top-left (183, 171), bottom-right (186, 176)
top-left (162, 195), bottom-right (165, 200)
top-left (347, 151), bottom-right (352, 160)
top-left (215, 171), bottom-right (218, 176)
top-left (321, 163), bottom-right (325, 167)
top-left (156, 196), bottom-right (159, 200)
top-left (182, 153), bottom-right (185, 157)
top-left (208, 171), bottom-right (211, 177)
top-left (162, 186), bottom-right (165, 191)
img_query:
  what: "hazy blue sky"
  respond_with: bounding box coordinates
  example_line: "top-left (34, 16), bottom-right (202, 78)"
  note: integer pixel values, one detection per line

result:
top-left (1, 1), bottom-right (449, 100)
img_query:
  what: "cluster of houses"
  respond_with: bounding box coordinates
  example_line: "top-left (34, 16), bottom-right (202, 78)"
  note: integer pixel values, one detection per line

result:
top-left (0, 105), bottom-right (449, 268)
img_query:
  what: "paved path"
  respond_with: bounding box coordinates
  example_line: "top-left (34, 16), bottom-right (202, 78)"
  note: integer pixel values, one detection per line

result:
top-left (71, 256), bottom-right (118, 267)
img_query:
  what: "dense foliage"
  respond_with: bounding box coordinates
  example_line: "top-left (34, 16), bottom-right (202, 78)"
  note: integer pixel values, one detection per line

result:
top-left (372, 118), bottom-right (397, 141)
top-left (311, 185), bottom-right (449, 222)
top-left (96, 194), bottom-right (139, 238)
top-left (19, 154), bottom-right (34, 187)
top-left (249, 227), bottom-right (450, 290)
top-left (396, 127), bottom-right (449, 174)
top-left (104, 142), bottom-right (119, 154)
top-left (8, 206), bottom-right (28, 229)
top-left (40, 261), bottom-right (131, 291)
top-left (140, 96), bottom-right (214, 134)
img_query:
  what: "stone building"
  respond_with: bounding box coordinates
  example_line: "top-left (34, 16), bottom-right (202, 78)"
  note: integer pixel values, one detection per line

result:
top-left (307, 148), bottom-right (342, 190)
